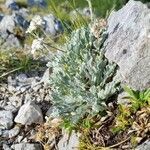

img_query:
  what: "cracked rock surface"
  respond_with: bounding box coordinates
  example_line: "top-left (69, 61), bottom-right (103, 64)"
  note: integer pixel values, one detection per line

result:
top-left (104, 0), bottom-right (150, 90)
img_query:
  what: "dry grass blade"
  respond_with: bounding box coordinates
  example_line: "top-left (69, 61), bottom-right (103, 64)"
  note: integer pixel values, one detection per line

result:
top-left (0, 67), bottom-right (22, 79)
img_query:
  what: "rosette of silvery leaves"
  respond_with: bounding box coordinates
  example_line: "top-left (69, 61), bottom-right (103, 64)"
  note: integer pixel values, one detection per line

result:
top-left (47, 25), bottom-right (120, 124)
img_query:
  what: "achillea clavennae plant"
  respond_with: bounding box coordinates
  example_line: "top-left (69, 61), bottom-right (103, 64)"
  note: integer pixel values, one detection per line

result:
top-left (48, 26), bottom-right (120, 125)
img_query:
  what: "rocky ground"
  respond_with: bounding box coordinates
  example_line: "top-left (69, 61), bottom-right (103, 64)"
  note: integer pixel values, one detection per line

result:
top-left (0, 0), bottom-right (72, 149)
top-left (0, 68), bottom-right (54, 149)
top-left (0, 0), bottom-right (150, 150)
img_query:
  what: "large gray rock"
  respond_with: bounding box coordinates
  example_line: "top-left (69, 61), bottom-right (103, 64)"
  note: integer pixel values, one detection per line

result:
top-left (14, 102), bottom-right (43, 125)
top-left (12, 143), bottom-right (43, 150)
top-left (0, 110), bottom-right (14, 129)
top-left (104, 0), bottom-right (150, 90)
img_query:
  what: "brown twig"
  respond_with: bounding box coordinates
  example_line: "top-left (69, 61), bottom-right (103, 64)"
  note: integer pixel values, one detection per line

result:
top-left (108, 135), bottom-right (131, 148)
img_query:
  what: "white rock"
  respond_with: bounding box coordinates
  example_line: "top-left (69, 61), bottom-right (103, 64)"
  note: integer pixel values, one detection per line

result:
top-left (2, 34), bottom-right (20, 48)
top-left (0, 129), bottom-right (2, 136)
top-left (20, 86), bottom-right (30, 92)
top-left (41, 68), bottom-right (50, 86)
top-left (2, 144), bottom-right (11, 150)
top-left (104, 0), bottom-right (150, 90)
top-left (4, 105), bottom-right (18, 113)
top-left (32, 84), bottom-right (42, 92)
top-left (117, 92), bottom-right (130, 105)
top-left (0, 110), bottom-right (13, 129)
top-left (22, 137), bottom-right (28, 142)
top-left (16, 74), bottom-right (28, 83)
top-left (58, 131), bottom-right (80, 150)
top-left (12, 143), bottom-right (43, 150)
top-left (1, 126), bottom-right (20, 138)
top-left (8, 95), bottom-right (22, 107)
top-left (18, 8), bottom-right (29, 17)
top-left (8, 76), bottom-right (17, 86)
top-left (24, 93), bottom-right (32, 104)
top-left (14, 102), bottom-right (43, 125)
top-left (2, 125), bottom-right (20, 138)
top-left (5, 0), bottom-right (16, 8)
top-left (0, 15), bottom-right (15, 34)
top-left (8, 85), bottom-right (16, 93)
top-left (8, 126), bottom-right (20, 138)
top-left (43, 14), bottom-right (57, 36)
top-left (136, 140), bottom-right (150, 150)
top-left (1, 130), bottom-right (9, 138)
top-left (0, 100), bottom-right (7, 108)
top-left (17, 135), bottom-right (24, 143)
top-left (83, 7), bottom-right (91, 17)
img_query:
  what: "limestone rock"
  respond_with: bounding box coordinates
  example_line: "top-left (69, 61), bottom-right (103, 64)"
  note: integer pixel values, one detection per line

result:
top-left (5, 0), bottom-right (19, 10)
top-left (2, 125), bottom-right (20, 138)
top-left (2, 34), bottom-right (20, 48)
top-left (0, 15), bottom-right (15, 35)
top-left (8, 126), bottom-right (20, 138)
top-left (14, 102), bottom-right (43, 125)
top-left (12, 143), bottom-right (43, 150)
top-left (117, 92), bottom-right (130, 105)
top-left (58, 131), bottom-right (80, 150)
top-left (104, 0), bottom-right (150, 90)
top-left (43, 14), bottom-right (63, 36)
top-left (83, 7), bottom-right (91, 17)
top-left (2, 144), bottom-right (11, 150)
top-left (41, 68), bottom-right (50, 86)
top-left (18, 8), bottom-right (29, 18)
top-left (0, 110), bottom-right (13, 129)
top-left (43, 14), bottom-right (57, 36)
top-left (136, 140), bottom-right (150, 150)
top-left (16, 74), bottom-right (28, 83)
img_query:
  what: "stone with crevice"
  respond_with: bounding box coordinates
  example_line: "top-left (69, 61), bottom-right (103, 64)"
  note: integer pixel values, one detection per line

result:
top-left (14, 102), bottom-right (43, 125)
top-left (104, 0), bottom-right (150, 90)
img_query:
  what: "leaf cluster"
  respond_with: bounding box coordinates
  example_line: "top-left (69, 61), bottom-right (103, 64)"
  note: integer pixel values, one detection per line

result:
top-left (49, 27), bottom-right (120, 126)
top-left (124, 86), bottom-right (150, 112)
top-left (113, 87), bottom-right (150, 133)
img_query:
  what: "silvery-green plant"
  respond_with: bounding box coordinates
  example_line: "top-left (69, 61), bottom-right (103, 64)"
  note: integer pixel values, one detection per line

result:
top-left (48, 27), bottom-right (120, 125)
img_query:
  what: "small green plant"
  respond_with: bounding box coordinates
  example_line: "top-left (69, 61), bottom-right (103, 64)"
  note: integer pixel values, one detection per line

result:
top-left (112, 104), bottom-right (133, 133)
top-left (48, 27), bottom-right (120, 127)
top-left (112, 87), bottom-right (150, 133)
top-left (0, 49), bottom-right (46, 81)
top-left (124, 86), bottom-right (150, 111)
